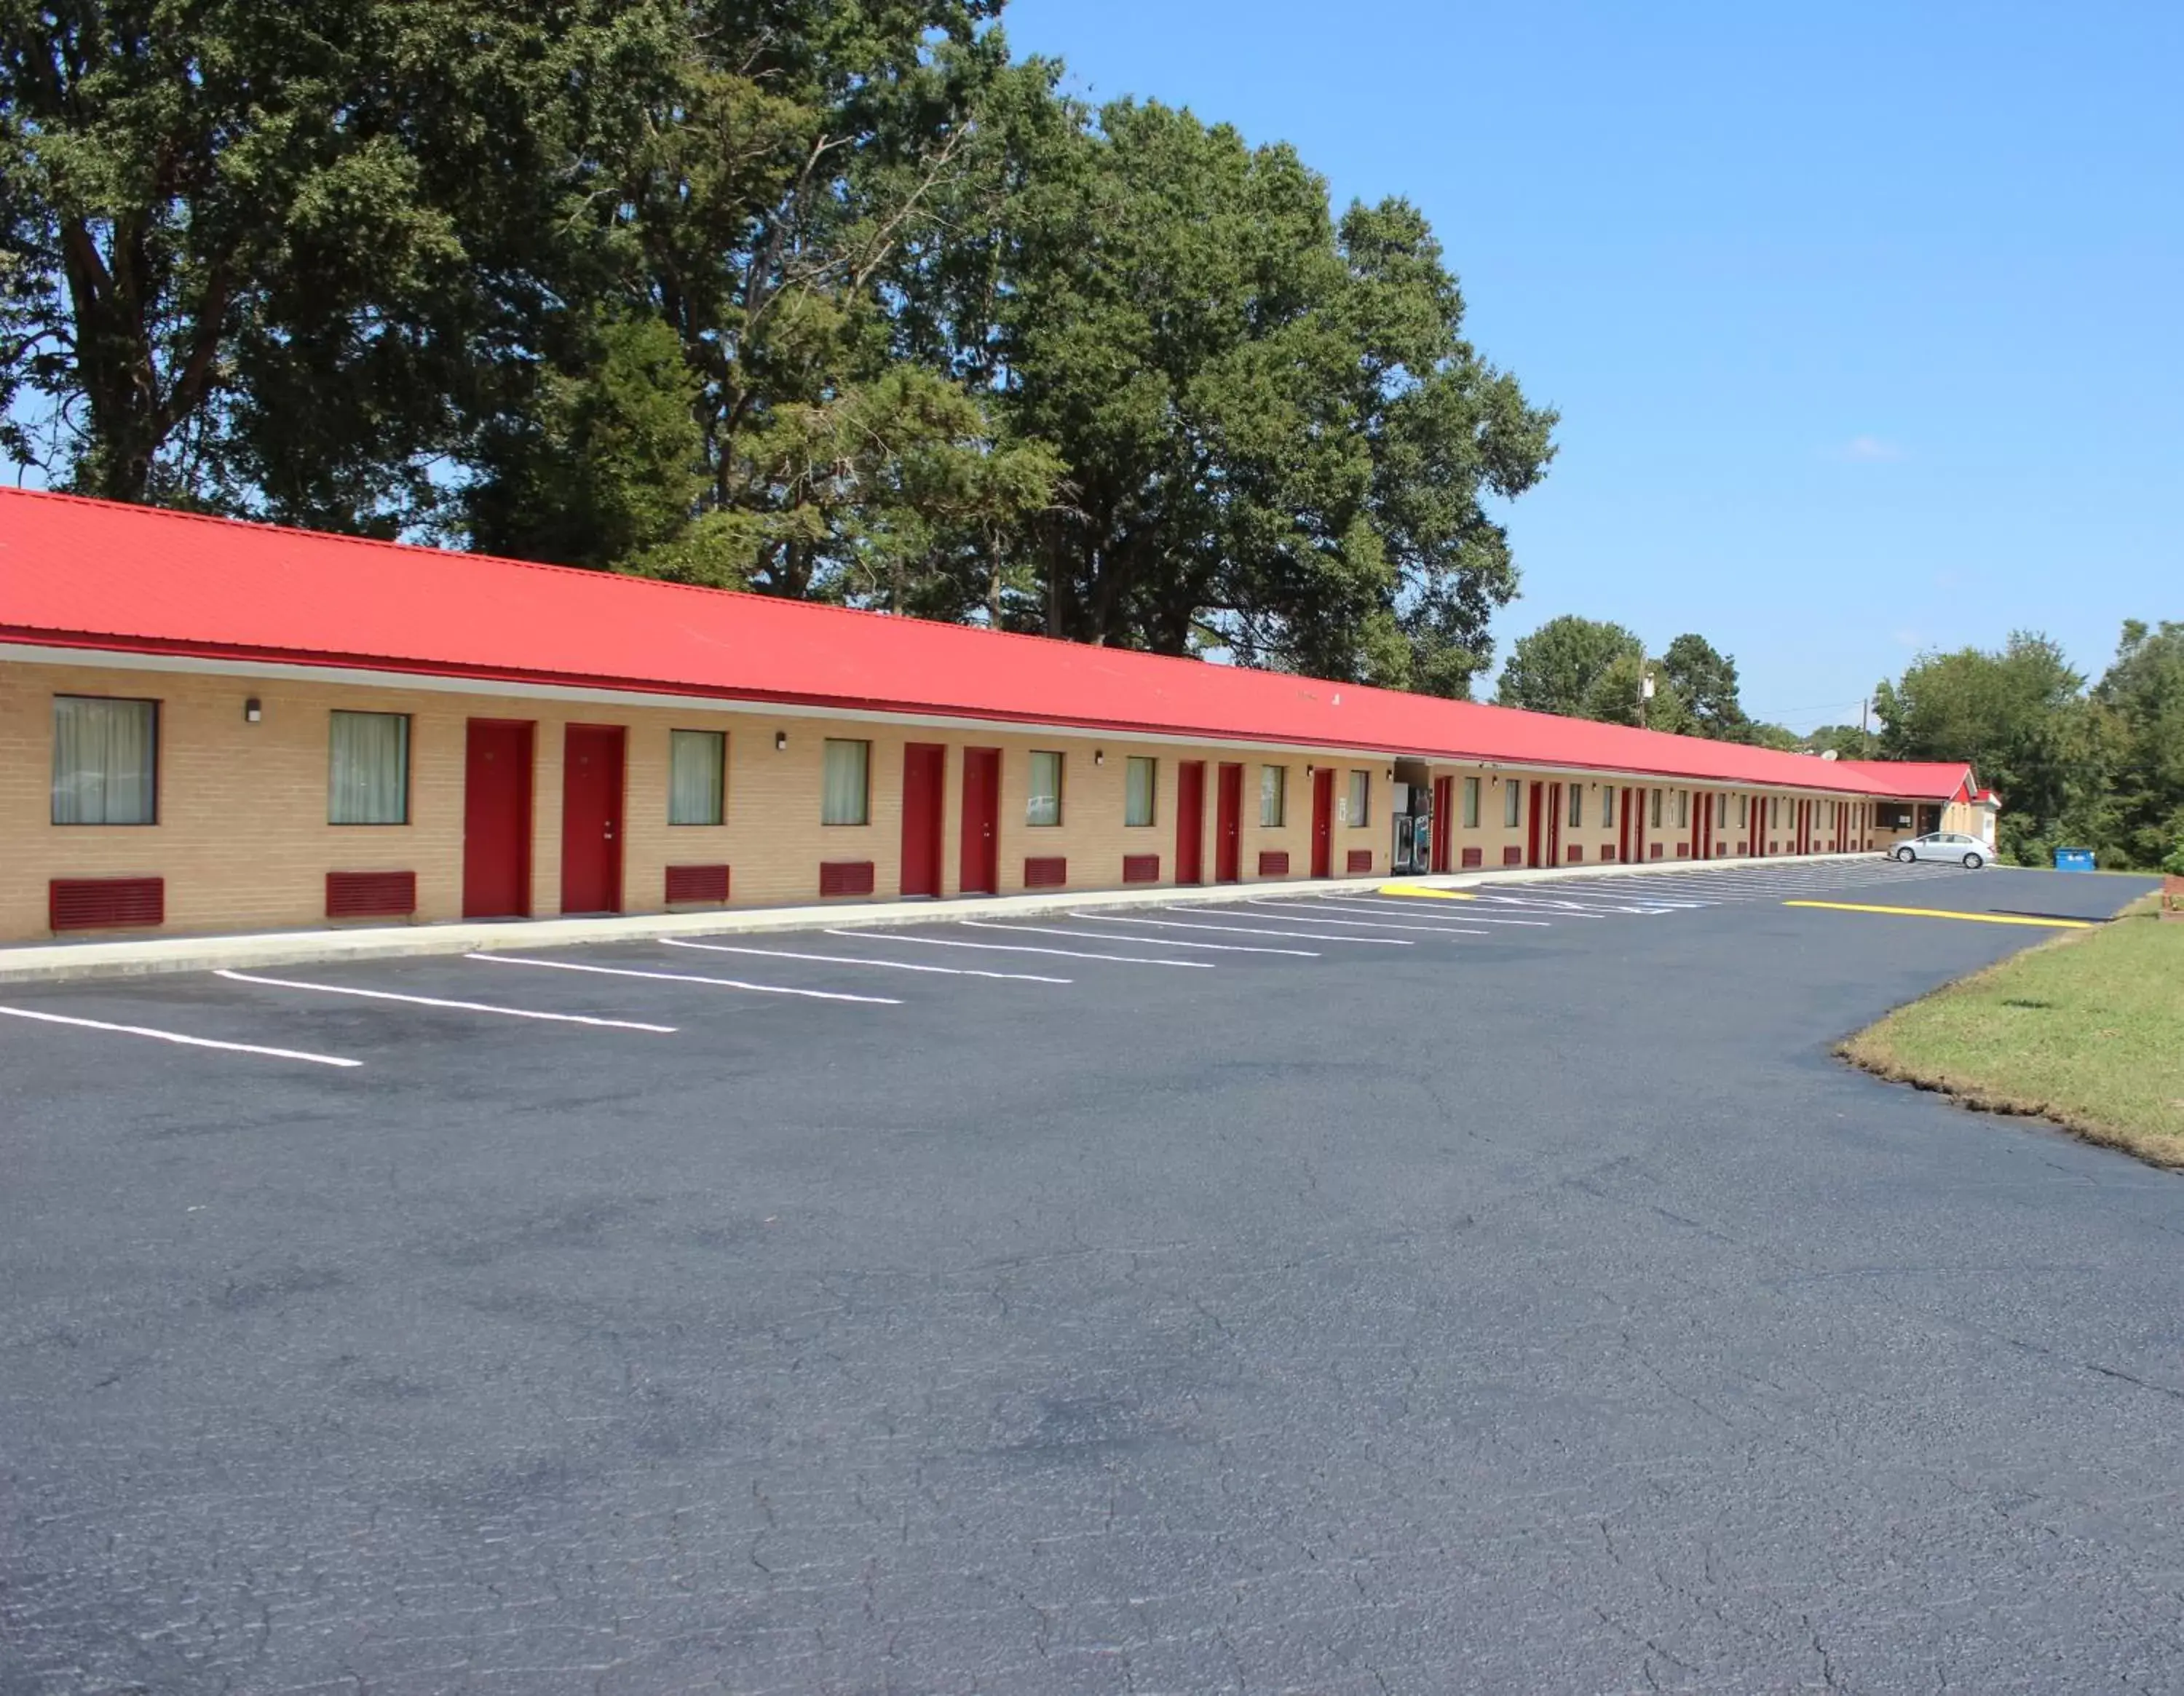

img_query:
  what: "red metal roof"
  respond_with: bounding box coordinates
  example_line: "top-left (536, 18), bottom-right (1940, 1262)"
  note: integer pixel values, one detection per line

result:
top-left (0, 488), bottom-right (1974, 799)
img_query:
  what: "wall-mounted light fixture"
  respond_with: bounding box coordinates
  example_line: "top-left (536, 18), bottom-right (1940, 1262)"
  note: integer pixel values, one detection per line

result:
top-left (1305, 764), bottom-right (1315, 777)
top-left (1094, 749), bottom-right (1104, 766)
top-left (244, 697), bottom-right (262, 724)
top-left (774, 730), bottom-right (788, 751)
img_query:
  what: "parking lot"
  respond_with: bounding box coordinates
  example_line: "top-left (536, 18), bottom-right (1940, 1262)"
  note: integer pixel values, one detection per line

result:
top-left (2, 859), bottom-right (2175, 1693)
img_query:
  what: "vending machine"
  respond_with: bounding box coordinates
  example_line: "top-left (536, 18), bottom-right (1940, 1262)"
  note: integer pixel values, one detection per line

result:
top-left (1390, 782), bottom-right (1432, 874)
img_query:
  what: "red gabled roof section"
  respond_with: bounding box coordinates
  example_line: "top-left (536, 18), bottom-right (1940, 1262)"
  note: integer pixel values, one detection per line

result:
top-left (0, 487), bottom-right (1968, 799)
top-left (1830, 760), bottom-right (1983, 802)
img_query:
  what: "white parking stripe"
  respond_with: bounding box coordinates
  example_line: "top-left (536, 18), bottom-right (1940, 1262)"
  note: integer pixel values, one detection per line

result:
top-left (1465, 895), bottom-right (1610, 916)
top-left (1310, 897), bottom-right (1552, 928)
top-left (0, 1004), bottom-right (362, 1068)
top-left (1080, 912), bottom-right (1415, 946)
top-left (826, 930), bottom-right (1211, 968)
top-left (1236, 903), bottom-right (1489, 937)
top-left (213, 969), bottom-right (678, 1031)
top-left (469, 953), bottom-right (901, 1004)
top-left (660, 937), bottom-right (1069, 983)
top-left (962, 920), bottom-right (1318, 957)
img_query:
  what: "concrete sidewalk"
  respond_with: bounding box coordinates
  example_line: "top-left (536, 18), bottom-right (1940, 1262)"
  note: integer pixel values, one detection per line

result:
top-left (0, 853), bottom-right (1883, 983)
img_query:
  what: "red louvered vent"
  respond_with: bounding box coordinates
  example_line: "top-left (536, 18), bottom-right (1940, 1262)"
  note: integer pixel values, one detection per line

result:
top-left (1024, 855), bottom-right (1067, 889)
top-left (325, 871), bottom-right (416, 919)
top-left (1345, 849), bottom-right (1373, 873)
top-left (1566, 844), bottom-right (1583, 863)
top-left (1770, 841), bottom-right (1779, 854)
top-left (1650, 843), bottom-right (1664, 859)
top-left (50, 876), bottom-right (164, 932)
top-left (1676, 841), bottom-right (1690, 857)
top-left (819, 860), bottom-right (875, 897)
top-left (1461, 847), bottom-right (1483, 868)
top-left (665, 864), bottom-right (730, 905)
top-left (1257, 850), bottom-right (1290, 876)
top-left (1503, 846), bottom-right (1523, 865)
top-left (1599, 845), bottom-right (1617, 863)
top-left (1736, 841), bottom-right (1749, 856)
top-left (1122, 853), bottom-right (1160, 884)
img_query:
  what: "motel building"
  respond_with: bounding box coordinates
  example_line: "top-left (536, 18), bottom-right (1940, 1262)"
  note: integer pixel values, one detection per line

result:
top-left (0, 491), bottom-right (2001, 946)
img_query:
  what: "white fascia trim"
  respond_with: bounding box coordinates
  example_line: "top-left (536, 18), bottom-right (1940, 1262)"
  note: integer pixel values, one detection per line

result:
top-left (0, 641), bottom-right (1356, 761)
top-left (3, 640), bottom-right (1895, 800)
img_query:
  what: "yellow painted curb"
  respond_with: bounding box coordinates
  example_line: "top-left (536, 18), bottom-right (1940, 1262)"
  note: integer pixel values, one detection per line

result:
top-left (1783, 899), bottom-right (2094, 930)
top-left (1377, 884), bottom-right (1478, 900)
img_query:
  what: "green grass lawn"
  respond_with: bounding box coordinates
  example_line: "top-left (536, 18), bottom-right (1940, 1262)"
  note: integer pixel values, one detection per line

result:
top-left (1843, 897), bottom-right (2184, 1165)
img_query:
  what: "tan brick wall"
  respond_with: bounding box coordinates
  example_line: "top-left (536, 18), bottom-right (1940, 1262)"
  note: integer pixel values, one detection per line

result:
top-left (2, 655), bottom-right (1926, 943)
top-left (0, 659), bottom-right (1413, 941)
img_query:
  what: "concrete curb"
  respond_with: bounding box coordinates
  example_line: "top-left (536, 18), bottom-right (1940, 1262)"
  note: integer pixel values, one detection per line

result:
top-left (0, 853), bottom-right (1886, 984)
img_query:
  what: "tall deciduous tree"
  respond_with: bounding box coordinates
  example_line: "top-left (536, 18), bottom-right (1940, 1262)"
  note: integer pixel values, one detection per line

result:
top-left (1874, 632), bottom-right (2097, 860)
top-left (1659, 633), bottom-right (1750, 741)
top-left (1495, 616), bottom-right (1644, 718)
top-left (0, 0), bottom-right (650, 527)
top-left (905, 92), bottom-right (1554, 690)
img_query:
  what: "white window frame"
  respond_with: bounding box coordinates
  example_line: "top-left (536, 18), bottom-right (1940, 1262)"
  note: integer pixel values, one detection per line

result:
top-left (52, 694), bottom-right (159, 826)
top-left (328, 709), bottom-right (411, 825)
top-left (1026, 750), bottom-right (1064, 827)
top-left (821, 738), bottom-right (871, 826)
top-left (668, 728), bottom-right (727, 826)
top-left (1124, 756), bottom-right (1157, 828)
top-left (1259, 764), bottom-right (1286, 828)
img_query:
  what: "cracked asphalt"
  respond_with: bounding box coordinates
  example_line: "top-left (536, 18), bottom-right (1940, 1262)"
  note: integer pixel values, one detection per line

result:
top-left (1, 863), bottom-right (2177, 1694)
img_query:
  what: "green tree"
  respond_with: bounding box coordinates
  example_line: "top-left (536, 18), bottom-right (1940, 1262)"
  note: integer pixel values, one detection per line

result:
top-left (2091, 619), bottom-right (2184, 868)
top-left (1803, 723), bottom-right (1876, 759)
top-left (1746, 722), bottom-right (1803, 753)
top-left (1495, 616), bottom-right (1643, 717)
top-left (1659, 633), bottom-right (1750, 740)
top-left (1874, 632), bottom-right (2099, 863)
top-left (906, 92), bottom-right (1554, 689)
top-left (0, 0), bottom-right (651, 527)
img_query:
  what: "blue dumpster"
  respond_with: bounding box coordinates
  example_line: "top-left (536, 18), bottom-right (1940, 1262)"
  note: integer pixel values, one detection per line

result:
top-left (2054, 847), bottom-right (2095, 872)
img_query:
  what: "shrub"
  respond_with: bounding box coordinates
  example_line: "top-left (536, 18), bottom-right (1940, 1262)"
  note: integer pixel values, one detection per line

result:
top-left (2163, 841), bottom-right (2184, 879)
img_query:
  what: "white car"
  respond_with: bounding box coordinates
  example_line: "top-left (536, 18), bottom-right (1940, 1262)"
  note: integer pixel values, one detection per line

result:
top-left (1894, 831), bottom-right (1988, 869)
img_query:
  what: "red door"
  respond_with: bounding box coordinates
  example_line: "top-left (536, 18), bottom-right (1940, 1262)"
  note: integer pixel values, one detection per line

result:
top-left (559, 724), bottom-right (625, 915)
top-left (1546, 782), bottom-right (1563, 866)
top-left (1176, 761), bottom-right (1206, 884)
top-left (960, 746), bottom-right (1000, 895)
top-left (1697, 792), bottom-right (1712, 859)
top-left (1310, 768), bottom-right (1334, 877)
top-left (464, 719), bottom-right (534, 919)
top-left (1526, 781), bottom-right (1545, 867)
top-left (901, 742), bottom-right (945, 897)
top-left (1431, 776), bottom-right (1454, 873)
top-left (1214, 762), bottom-right (1244, 883)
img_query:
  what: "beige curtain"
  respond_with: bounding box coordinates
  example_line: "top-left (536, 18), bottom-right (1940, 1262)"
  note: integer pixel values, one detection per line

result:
top-left (52, 697), bottom-right (157, 824)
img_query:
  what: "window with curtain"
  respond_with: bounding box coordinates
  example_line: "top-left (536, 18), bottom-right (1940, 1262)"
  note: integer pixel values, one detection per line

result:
top-left (668, 729), bottom-right (726, 825)
top-left (328, 710), bottom-right (410, 824)
top-left (1602, 785), bottom-right (1615, 828)
top-left (1677, 790), bottom-right (1689, 827)
top-left (1504, 780), bottom-right (1521, 828)
top-left (1125, 756), bottom-right (1156, 827)
top-left (1463, 777), bottom-right (1481, 828)
top-left (822, 739), bottom-right (869, 825)
top-left (1259, 764), bottom-right (1286, 828)
top-left (1771, 796), bottom-right (1781, 826)
top-left (52, 695), bottom-right (158, 825)
top-left (1567, 784), bottom-right (1583, 828)
top-left (1650, 788), bottom-right (1662, 828)
top-left (1347, 770), bottom-right (1369, 826)
top-left (1026, 750), bottom-right (1063, 825)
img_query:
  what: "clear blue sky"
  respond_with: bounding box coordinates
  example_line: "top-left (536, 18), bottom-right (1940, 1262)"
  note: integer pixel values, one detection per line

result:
top-left (1002, 0), bottom-right (2182, 732)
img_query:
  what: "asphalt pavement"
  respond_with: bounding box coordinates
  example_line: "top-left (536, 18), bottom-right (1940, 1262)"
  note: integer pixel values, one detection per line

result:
top-left (0, 860), bottom-right (2173, 1695)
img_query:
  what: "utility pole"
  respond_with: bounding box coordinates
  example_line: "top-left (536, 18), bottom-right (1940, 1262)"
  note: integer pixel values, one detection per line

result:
top-left (1639, 668), bottom-right (1655, 730)
top-left (1860, 697), bottom-right (1870, 754)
